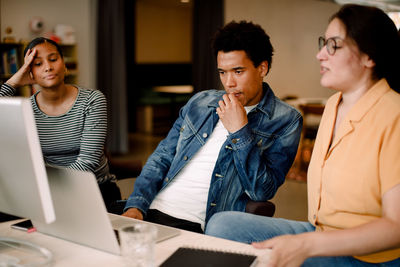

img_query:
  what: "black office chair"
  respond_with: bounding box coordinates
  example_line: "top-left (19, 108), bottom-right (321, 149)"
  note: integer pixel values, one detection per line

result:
top-left (108, 156), bottom-right (143, 180)
top-left (246, 200), bottom-right (275, 217)
top-left (106, 154), bottom-right (143, 214)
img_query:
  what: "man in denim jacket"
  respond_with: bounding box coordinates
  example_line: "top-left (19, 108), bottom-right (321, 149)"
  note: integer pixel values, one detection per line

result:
top-left (122, 21), bottom-right (302, 233)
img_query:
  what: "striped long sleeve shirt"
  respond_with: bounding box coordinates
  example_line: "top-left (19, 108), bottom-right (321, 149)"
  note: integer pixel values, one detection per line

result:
top-left (1, 83), bottom-right (112, 183)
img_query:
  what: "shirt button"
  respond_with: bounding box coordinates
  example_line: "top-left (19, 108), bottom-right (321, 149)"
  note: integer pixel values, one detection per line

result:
top-left (183, 156), bottom-right (188, 160)
top-left (232, 138), bottom-right (238, 144)
top-left (257, 139), bottom-right (263, 147)
top-left (202, 133), bottom-right (208, 138)
top-left (165, 177), bottom-right (169, 182)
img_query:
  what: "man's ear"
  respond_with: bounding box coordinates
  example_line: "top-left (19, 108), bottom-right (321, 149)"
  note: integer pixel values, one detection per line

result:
top-left (258, 61), bottom-right (269, 77)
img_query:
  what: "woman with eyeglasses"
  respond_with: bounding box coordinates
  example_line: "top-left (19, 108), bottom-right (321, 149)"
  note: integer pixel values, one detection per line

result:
top-left (205, 4), bottom-right (400, 266)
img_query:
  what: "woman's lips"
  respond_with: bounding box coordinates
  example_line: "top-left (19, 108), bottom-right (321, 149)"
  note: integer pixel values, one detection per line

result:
top-left (45, 74), bottom-right (57, 79)
top-left (320, 66), bottom-right (328, 74)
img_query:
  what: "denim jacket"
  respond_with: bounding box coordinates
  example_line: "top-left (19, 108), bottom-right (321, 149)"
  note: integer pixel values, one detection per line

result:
top-left (125, 83), bottom-right (302, 224)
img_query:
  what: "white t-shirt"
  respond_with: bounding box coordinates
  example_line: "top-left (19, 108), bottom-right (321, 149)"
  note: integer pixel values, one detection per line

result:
top-left (150, 105), bottom-right (256, 229)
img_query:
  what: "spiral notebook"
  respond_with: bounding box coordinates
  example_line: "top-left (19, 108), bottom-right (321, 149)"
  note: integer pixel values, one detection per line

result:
top-left (160, 247), bottom-right (258, 267)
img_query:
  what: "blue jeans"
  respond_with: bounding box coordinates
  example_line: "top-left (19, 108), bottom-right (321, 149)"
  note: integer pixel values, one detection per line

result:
top-left (205, 211), bottom-right (400, 267)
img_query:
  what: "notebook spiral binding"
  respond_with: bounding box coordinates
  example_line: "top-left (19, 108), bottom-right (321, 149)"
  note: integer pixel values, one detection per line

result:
top-left (181, 245), bottom-right (257, 257)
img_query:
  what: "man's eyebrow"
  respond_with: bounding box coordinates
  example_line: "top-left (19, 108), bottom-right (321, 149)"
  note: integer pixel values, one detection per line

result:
top-left (217, 66), bottom-right (246, 71)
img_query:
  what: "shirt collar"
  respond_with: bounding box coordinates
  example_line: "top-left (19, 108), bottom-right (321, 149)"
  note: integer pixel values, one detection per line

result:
top-left (341, 79), bottom-right (391, 123)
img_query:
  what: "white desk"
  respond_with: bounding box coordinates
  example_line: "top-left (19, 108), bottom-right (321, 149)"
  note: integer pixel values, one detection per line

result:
top-left (1, 216), bottom-right (270, 266)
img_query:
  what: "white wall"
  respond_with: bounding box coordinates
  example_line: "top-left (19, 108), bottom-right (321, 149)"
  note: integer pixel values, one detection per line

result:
top-left (0, 0), bottom-right (96, 88)
top-left (225, 0), bottom-right (340, 98)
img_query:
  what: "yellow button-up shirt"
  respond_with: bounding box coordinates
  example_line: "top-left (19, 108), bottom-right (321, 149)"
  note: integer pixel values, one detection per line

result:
top-left (307, 79), bottom-right (400, 263)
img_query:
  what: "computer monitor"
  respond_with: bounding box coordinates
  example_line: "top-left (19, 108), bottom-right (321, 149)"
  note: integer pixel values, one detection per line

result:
top-left (0, 97), bottom-right (55, 223)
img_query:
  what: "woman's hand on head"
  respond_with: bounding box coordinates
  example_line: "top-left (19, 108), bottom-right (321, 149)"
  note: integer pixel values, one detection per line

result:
top-left (6, 48), bottom-right (37, 88)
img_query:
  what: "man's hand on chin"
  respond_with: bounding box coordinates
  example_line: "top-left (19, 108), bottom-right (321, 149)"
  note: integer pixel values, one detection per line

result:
top-left (216, 93), bottom-right (248, 133)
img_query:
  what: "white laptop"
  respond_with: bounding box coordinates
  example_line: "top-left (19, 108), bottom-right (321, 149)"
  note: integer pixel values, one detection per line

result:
top-left (32, 166), bottom-right (180, 255)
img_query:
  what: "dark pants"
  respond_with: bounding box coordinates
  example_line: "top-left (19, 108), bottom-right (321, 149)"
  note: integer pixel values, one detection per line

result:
top-left (146, 209), bottom-right (203, 234)
top-left (99, 180), bottom-right (122, 214)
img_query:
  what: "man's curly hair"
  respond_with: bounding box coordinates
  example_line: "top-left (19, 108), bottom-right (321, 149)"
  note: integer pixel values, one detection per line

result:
top-left (212, 20), bottom-right (274, 71)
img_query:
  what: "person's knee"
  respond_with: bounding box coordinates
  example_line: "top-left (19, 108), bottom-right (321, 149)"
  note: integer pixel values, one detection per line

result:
top-left (205, 211), bottom-right (239, 238)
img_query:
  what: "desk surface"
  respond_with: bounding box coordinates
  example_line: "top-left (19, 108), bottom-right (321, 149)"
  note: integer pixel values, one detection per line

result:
top-left (1, 216), bottom-right (270, 266)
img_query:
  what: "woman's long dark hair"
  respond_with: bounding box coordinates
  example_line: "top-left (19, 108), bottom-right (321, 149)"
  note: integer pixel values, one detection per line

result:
top-left (331, 4), bottom-right (400, 93)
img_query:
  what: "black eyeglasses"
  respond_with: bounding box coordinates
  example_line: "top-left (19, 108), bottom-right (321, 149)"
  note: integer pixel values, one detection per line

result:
top-left (318, 36), bottom-right (343, 56)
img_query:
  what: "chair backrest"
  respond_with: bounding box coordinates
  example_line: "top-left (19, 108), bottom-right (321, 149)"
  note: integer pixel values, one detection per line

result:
top-left (245, 201), bottom-right (275, 217)
top-left (106, 151), bottom-right (143, 180)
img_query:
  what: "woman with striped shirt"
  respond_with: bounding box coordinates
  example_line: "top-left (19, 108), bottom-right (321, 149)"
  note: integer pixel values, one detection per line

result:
top-left (0, 37), bottom-right (121, 211)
